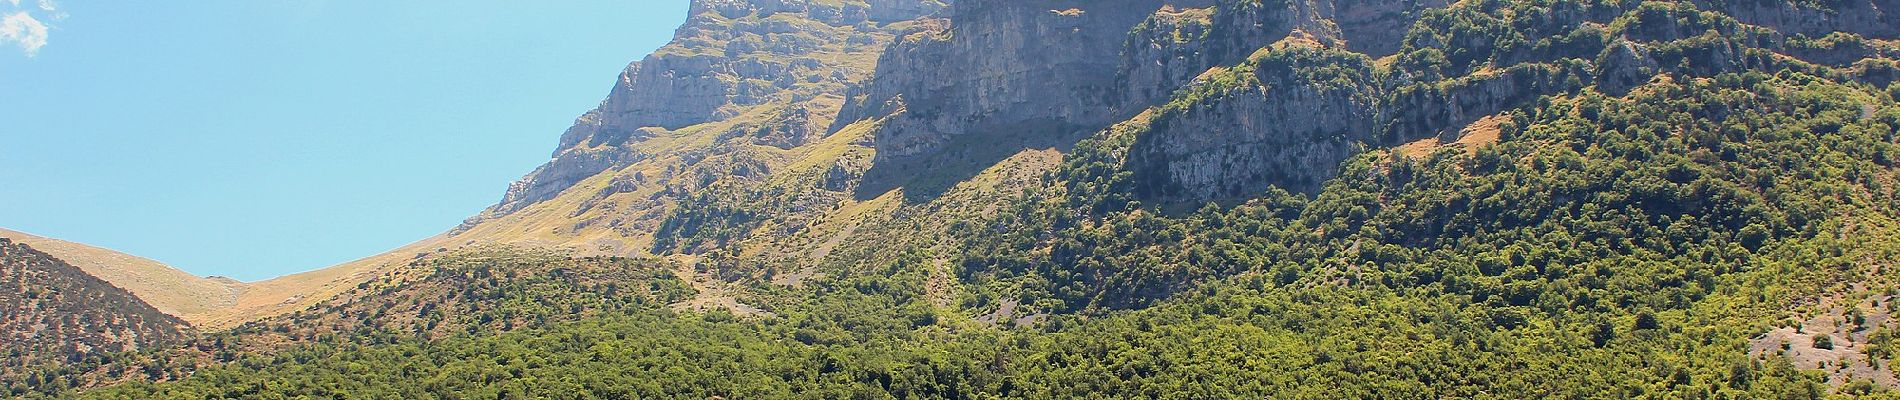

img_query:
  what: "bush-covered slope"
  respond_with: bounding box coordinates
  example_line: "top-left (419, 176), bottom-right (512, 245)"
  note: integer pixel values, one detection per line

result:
top-left (0, 239), bottom-right (189, 395)
top-left (5, 249), bottom-right (696, 397)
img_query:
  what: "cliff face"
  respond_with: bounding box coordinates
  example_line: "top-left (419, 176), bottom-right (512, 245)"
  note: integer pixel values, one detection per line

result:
top-left (1098, 0), bottom-right (1900, 202)
top-left (841, 0), bottom-right (1180, 159)
top-left (1700, 0), bottom-right (1900, 38)
top-left (1130, 44), bottom-right (1382, 199)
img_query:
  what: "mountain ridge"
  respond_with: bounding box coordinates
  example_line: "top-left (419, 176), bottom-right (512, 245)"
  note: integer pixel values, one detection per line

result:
top-left (0, 228), bottom-right (239, 324)
top-left (26, 0), bottom-right (1900, 396)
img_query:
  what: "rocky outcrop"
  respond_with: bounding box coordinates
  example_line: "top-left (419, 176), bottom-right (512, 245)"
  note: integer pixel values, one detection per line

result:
top-left (842, 0), bottom-right (1180, 158)
top-left (490, 0), bottom-right (945, 214)
top-left (490, 148), bottom-right (646, 216)
top-left (1385, 61), bottom-right (1589, 140)
top-left (1130, 44), bottom-right (1382, 199)
top-left (847, 0), bottom-right (1447, 162)
top-left (565, 0), bottom-right (947, 146)
top-left (1596, 39), bottom-right (1661, 95)
top-left (1117, 0), bottom-right (1443, 109)
top-left (1698, 0), bottom-right (1900, 39)
top-left (1117, 6), bottom-right (1220, 110)
top-left (714, 101), bottom-right (840, 150)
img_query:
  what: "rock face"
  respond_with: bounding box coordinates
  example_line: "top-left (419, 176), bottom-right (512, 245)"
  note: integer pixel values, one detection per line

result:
top-left (1597, 39), bottom-right (1663, 95)
top-left (493, 0), bottom-right (946, 213)
top-left (841, 0), bottom-right (1445, 164)
top-left (1112, 0), bottom-right (1444, 118)
top-left (1117, 6), bottom-right (1220, 110)
top-left (0, 238), bottom-right (188, 377)
top-left (832, 0), bottom-right (1432, 199)
top-left (1131, 45), bottom-right (1382, 199)
top-left (1701, 0), bottom-right (1900, 38)
top-left (843, 0), bottom-right (1307, 158)
top-left (841, 0), bottom-right (1189, 158)
top-left (1334, 0), bottom-right (1451, 56)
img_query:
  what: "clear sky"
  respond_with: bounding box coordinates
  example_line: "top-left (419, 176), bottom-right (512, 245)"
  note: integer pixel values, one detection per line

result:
top-left (0, 1), bottom-right (690, 281)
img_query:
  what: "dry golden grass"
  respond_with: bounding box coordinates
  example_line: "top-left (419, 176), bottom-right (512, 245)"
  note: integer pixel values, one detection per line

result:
top-left (1457, 114), bottom-right (1507, 147)
top-left (1394, 114), bottom-right (1509, 159)
top-left (0, 227), bottom-right (466, 330)
top-left (1391, 136), bottom-right (1443, 160)
top-left (0, 228), bottom-right (239, 325)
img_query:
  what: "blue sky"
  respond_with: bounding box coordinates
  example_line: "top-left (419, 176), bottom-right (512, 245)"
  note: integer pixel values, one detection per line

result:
top-left (0, 1), bottom-right (689, 281)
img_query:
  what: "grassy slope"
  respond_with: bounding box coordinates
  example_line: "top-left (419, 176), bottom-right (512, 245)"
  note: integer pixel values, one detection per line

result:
top-left (0, 228), bottom-right (239, 324)
top-left (0, 227), bottom-right (454, 331)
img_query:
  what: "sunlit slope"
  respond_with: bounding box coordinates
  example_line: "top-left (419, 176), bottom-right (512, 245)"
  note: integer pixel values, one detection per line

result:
top-left (193, 234), bottom-right (455, 330)
top-left (0, 228), bottom-right (458, 331)
top-left (0, 228), bottom-right (239, 325)
top-left (74, 0), bottom-right (938, 330)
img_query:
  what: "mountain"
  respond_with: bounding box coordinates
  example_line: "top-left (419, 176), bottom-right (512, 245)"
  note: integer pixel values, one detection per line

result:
top-left (25, 0), bottom-right (1900, 397)
top-left (0, 238), bottom-right (188, 390)
top-left (138, 0), bottom-right (955, 330)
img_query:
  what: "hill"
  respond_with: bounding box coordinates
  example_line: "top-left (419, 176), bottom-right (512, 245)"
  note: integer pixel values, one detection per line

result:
top-left (0, 229), bottom-right (241, 325)
top-left (0, 238), bottom-right (189, 393)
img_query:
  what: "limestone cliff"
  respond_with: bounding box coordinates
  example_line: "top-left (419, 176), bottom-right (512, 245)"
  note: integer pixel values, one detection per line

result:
top-left (493, 0), bottom-right (945, 214)
top-left (1130, 44), bottom-right (1382, 199)
top-left (840, 0), bottom-right (1183, 159)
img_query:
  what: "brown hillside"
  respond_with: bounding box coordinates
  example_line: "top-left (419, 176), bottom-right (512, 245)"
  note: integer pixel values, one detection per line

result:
top-left (0, 238), bottom-right (188, 380)
top-left (0, 228), bottom-right (239, 325)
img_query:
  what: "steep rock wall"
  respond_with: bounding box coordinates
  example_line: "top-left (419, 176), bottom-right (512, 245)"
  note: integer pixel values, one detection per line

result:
top-left (841, 0), bottom-right (1175, 158)
top-left (1130, 44), bottom-right (1382, 199)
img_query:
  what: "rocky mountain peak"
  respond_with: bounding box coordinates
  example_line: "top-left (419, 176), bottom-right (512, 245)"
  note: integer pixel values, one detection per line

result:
top-left (487, 0), bottom-right (946, 215)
